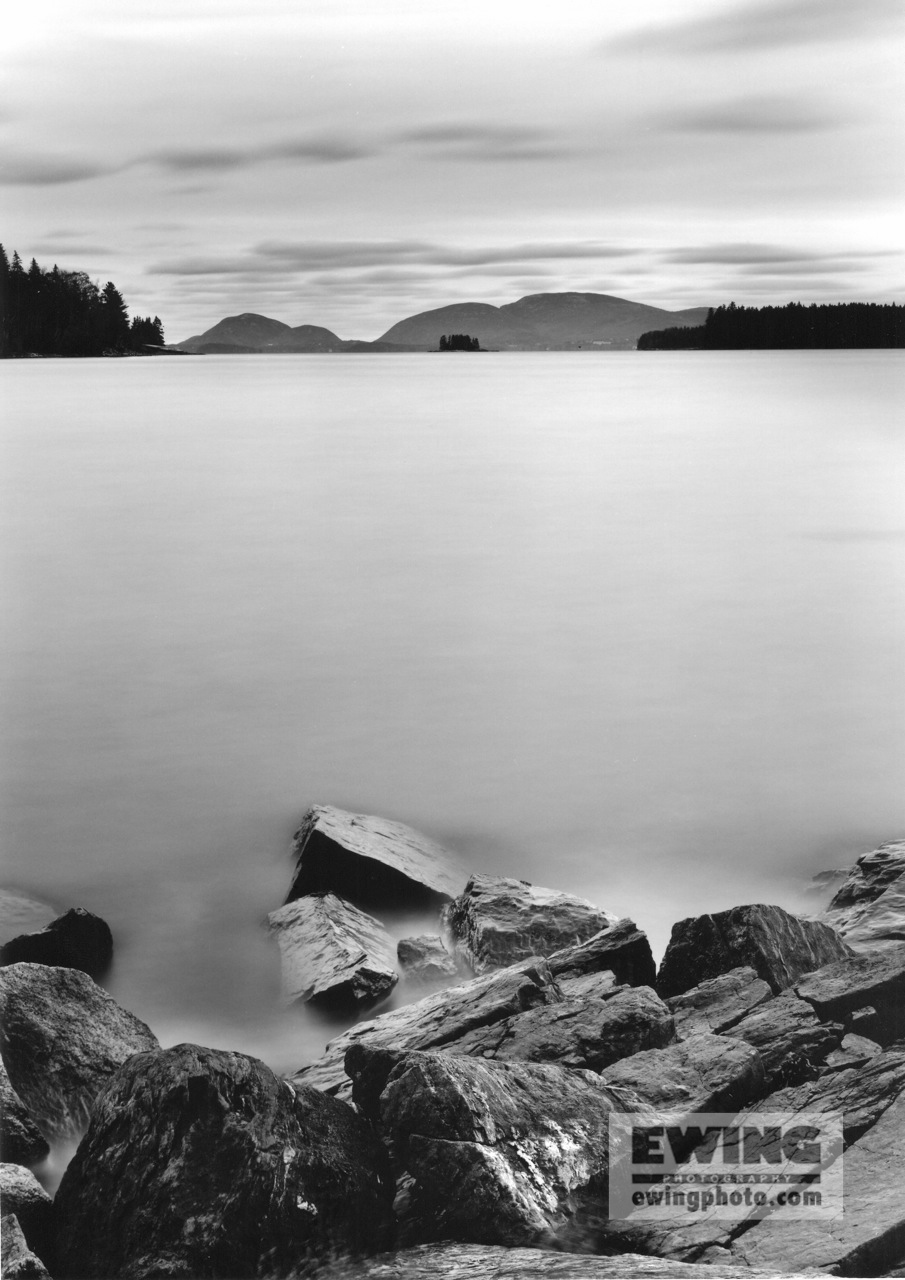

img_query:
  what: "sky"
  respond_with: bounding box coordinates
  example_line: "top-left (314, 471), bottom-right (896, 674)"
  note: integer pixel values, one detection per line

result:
top-left (2, 0), bottom-right (903, 340)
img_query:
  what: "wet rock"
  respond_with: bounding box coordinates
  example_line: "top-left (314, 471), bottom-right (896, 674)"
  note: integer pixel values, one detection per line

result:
top-left (601, 1033), bottom-right (765, 1122)
top-left (0, 1215), bottom-right (51, 1279)
top-left (444, 874), bottom-right (618, 974)
top-left (657, 903), bottom-right (852, 999)
top-left (307, 1240), bottom-right (797, 1278)
top-left (397, 935), bottom-right (458, 985)
top-left (0, 908), bottom-right (113, 981)
top-left (666, 967), bottom-right (773, 1039)
top-left (447, 985), bottom-right (675, 1072)
top-left (0, 963), bottom-right (158, 1140)
top-left (821, 840), bottom-right (905, 953)
top-left (826, 839), bottom-right (905, 912)
top-left (822, 1032), bottom-right (882, 1073)
top-left (0, 1166), bottom-right (53, 1268)
top-left (794, 943), bottom-right (905, 1043)
top-left (0, 1061), bottom-right (48, 1167)
top-left (721, 993), bottom-right (841, 1088)
top-left (347, 1047), bottom-right (616, 1249)
top-left (285, 805), bottom-right (467, 910)
top-left (267, 893), bottom-right (397, 1010)
top-left (54, 1042), bottom-right (395, 1279)
top-left (547, 917), bottom-right (656, 990)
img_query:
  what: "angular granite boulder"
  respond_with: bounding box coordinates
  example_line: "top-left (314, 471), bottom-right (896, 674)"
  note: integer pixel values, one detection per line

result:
top-left (721, 992), bottom-right (841, 1088)
top-left (822, 840), bottom-right (905, 954)
top-left (267, 892), bottom-right (397, 1009)
top-left (397, 935), bottom-right (458, 985)
top-left (548, 917), bottom-right (656, 991)
top-left (821, 1032), bottom-right (882, 1073)
top-left (0, 1061), bottom-right (48, 1167)
top-left (0, 963), bottom-right (158, 1139)
top-left (285, 805), bottom-right (467, 910)
top-left (0, 1166), bottom-right (53, 1269)
top-left (445, 874), bottom-right (618, 974)
top-left (55, 1043), bottom-right (395, 1279)
top-left (0, 908), bottom-right (113, 980)
top-left (793, 942), bottom-right (905, 1043)
top-left (666, 967), bottom-right (772, 1039)
top-left (347, 1047), bottom-right (616, 1249)
top-left (0, 1214), bottom-right (52, 1279)
top-left (656, 903), bottom-right (852, 998)
top-left (601, 1033), bottom-right (765, 1123)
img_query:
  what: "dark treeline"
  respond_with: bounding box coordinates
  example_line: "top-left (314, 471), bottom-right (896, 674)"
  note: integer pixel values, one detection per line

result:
top-left (0, 245), bottom-right (165, 357)
top-left (439, 333), bottom-right (481, 351)
top-left (638, 301), bottom-right (904, 350)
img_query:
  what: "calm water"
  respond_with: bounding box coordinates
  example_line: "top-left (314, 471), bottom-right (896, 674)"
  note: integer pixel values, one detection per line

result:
top-left (2, 352), bottom-right (904, 1075)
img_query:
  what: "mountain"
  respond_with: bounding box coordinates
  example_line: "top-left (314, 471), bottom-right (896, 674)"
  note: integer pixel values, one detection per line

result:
top-left (377, 293), bottom-right (711, 349)
top-left (178, 313), bottom-right (292, 351)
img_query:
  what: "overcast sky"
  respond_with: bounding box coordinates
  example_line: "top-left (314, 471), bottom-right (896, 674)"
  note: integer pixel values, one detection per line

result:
top-left (3, 0), bottom-right (903, 339)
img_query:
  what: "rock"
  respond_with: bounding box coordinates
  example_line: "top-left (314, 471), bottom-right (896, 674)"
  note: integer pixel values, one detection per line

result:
top-left (822, 1032), bottom-right (882, 1073)
top-left (821, 839), bottom-right (905, 953)
top-left (306, 1240), bottom-right (798, 1278)
top-left (54, 1042), bottom-right (395, 1279)
top-left (826, 839), bottom-right (905, 912)
top-left (285, 805), bottom-right (467, 910)
top-left (0, 963), bottom-right (158, 1140)
top-left (657, 903), bottom-right (852, 999)
top-left (0, 908), bottom-right (113, 980)
top-left (0, 1061), bottom-right (48, 1167)
top-left (397, 935), bottom-right (458, 985)
top-left (0, 1215), bottom-right (51, 1279)
top-left (446, 985), bottom-right (675, 1073)
top-left (267, 893), bottom-right (397, 1009)
top-left (293, 920), bottom-right (655, 1099)
top-left (0, 1166), bottom-right (53, 1268)
top-left (444, 874), bottom-right (618, 974)
top-left (721, 993), bottom-right (841, 1088)
top-left (601, 1033), bottom-right (765, 1123)
top-left (346, 1047), bottom-right (616, 1249)
top-left (794, 943), bottom-right (905, 1043)
top-left (666, 967), bottom-right (773, 1038)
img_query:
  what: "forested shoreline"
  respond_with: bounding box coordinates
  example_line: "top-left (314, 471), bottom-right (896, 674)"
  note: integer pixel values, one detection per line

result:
top-left (0, 245), bottom-right (165, 357)
top-left (638, 301), bottom-right (904, 349)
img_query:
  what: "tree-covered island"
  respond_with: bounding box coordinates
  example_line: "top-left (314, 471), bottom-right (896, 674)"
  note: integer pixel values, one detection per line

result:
top-left (438, 333), bottom-right (483, 351)
top-left (638, 301), bottom-right (904, 350)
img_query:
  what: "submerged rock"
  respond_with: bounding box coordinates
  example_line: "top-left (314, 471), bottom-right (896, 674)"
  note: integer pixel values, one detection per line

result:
top-left (0, 1214), bottom-right (51, 1279)
top-left (656, 903), bottom-right (852, 998)
top-left (0, 1061), bottom-right (48, 1167)
top-left (0, 908), bottom-right (113, 980)
top-left (444, 874), bottom-right (618, 974)
top-left (347, 1047), bottom-right (616, 1249)
top-left (397, 935), bottom-right (458, 985)
top-left (285, 805), bottom-right (467, 910)
top-left (793, 943), bottom-right (905, 1043)
top-left (267, 892), bottom-right (397, 1010)
top-left (0, 1166), bottom-right (53, 1269)
top-left (0, 963), bottom-right (158, 1140)
top-left (54, 1042), bottom-right (395, 1279)
top-left (666, 966), bottom-right (772, 1039)
top-left (822, 840), bottom-right (905, 953)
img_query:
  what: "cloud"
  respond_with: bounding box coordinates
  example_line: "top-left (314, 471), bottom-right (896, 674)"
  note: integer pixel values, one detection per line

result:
top-left (152, 147), bottom-right (251, 172)
top-left (150, 134), bottom-right (376, 174)
top-left (396, 122), bottom-right (565, 161)
top-left (0, 153), bottom-right (116, 185)
top-left (660, 95), bottom-right (842, 133)
top-left (606, 0), bottom-right (903, 55)
top-left (663, 243), bottom-right (898, 266)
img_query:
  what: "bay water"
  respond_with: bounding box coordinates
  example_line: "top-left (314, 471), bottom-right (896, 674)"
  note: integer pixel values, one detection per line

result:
top-left (2, 351), bottom-right (903, 1080)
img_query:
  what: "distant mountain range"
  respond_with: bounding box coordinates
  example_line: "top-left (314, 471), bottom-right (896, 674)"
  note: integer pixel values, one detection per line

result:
top-left (176, 292), bottom-right (710, 353)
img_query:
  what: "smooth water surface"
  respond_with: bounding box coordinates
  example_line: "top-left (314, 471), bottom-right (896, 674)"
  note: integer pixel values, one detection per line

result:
top-left (2, 352), bottom-right (903, 1071)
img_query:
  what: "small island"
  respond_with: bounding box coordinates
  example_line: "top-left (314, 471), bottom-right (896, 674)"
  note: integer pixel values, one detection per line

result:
top-left (438, 333), bottom-right (483, 351)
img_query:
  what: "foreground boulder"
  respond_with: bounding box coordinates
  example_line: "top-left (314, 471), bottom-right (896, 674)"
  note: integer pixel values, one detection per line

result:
top-left (346, 1047), bottom-right (615, 1249)
top-left (396, 935), bottom-right (458, 985)
top-left (0, 1061), bottom-right (48, 1166)
top-left (793, 942), bottom-right (905, 1043)
top-left (285, 805), bottom-right (467, 910)
top-left (0, 963), bottom-right (158, 1139)
top-left (657, 903), bottom-right (852, 998)
top-left (0, 1215), bottom-right (51, 1279)
top-left (721, 993), bottom-right (841, 1088)
top-left (444, 874), bottom-right (618, 974)
top-left (547, 918), bottom-right (656, 991)
top-left (267, 893), bottom-right (397, 1009)
top-left (54, 1043), bottom-right (395, 1279)
top-left (0, 908), bottom-right (113, 980)
top-left (601, 1033), bottom-right (765, 1122)
top-left (666, 967), bottom-right (772, 1038)
top-left (822, 839), bottom-right (905, 953)
top-left (0, 1166), bottom-right (53, 1268)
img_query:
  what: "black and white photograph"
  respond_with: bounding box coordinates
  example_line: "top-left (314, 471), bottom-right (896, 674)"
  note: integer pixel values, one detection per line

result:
top-left (1, 1), bottom-right (904, 1277)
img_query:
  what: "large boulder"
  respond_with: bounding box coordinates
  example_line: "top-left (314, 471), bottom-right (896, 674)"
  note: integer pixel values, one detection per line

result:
top-left (547, 917), bottom-right (656, 991)
top-left (666, 967), bottom-right (772, 1039)
top-left (54, 1043), bottom-right (395, 1279)
top-left (346, 1047), bottom-right (616, 1249)
top-left (0, 1061), bottom-right (48, 1167)
top-left (0, 1166), bottom-right (53, 1268)
top-left (267, 893), bottom-right (397, 1009)
top-left (444, 874), bottom-right (618, 974)
top-left (601, 1033), bottom-right (765, 1122)
top-left (0, 963), bottom-right (158, 1140)
top-left (825, 838), bottom-right (905, 912)
top-left (721, 993), bottom-right (841, 1088)
top-left (0, 908), bottom-right (113, 980)
top-left (0, 1215), bottom-right (51, 1279)
top-left (822, 840), bottom-right (905, 954)
top-left (397, 935), bottom-right (459, 986)
top-left (285, 805), bottom-right (467, 910)
top-left (656, 904), bottom-right (852, 998)
top-left (793, 943), bottom-right (905, 1043)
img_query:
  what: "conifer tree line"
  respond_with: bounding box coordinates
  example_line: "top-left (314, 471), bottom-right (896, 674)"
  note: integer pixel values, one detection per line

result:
top-left (439, 333), bottom-right (481, 351)
top-left (0, 245), bottom-right (165, 357)
top-left (637, 301), bottom-right (904, 350)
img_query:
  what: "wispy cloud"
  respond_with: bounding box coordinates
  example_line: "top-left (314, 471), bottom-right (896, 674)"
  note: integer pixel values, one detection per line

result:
top-left (396, 122), bottom-right (565, 162)
top-left (0, 152), bottom-right (117, 185)
top-left (660, 95), bottom-right (843, 133)
top-left (150, 133), bottom-right (376, 174)
top-left (605, 0), bottom-right (903, 55)
top-left (663, 242), bottom-right (898, 266)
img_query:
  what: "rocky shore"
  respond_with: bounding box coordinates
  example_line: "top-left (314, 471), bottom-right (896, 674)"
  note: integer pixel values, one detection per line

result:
top-left (1, 811), bottom-right (904, 1278)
